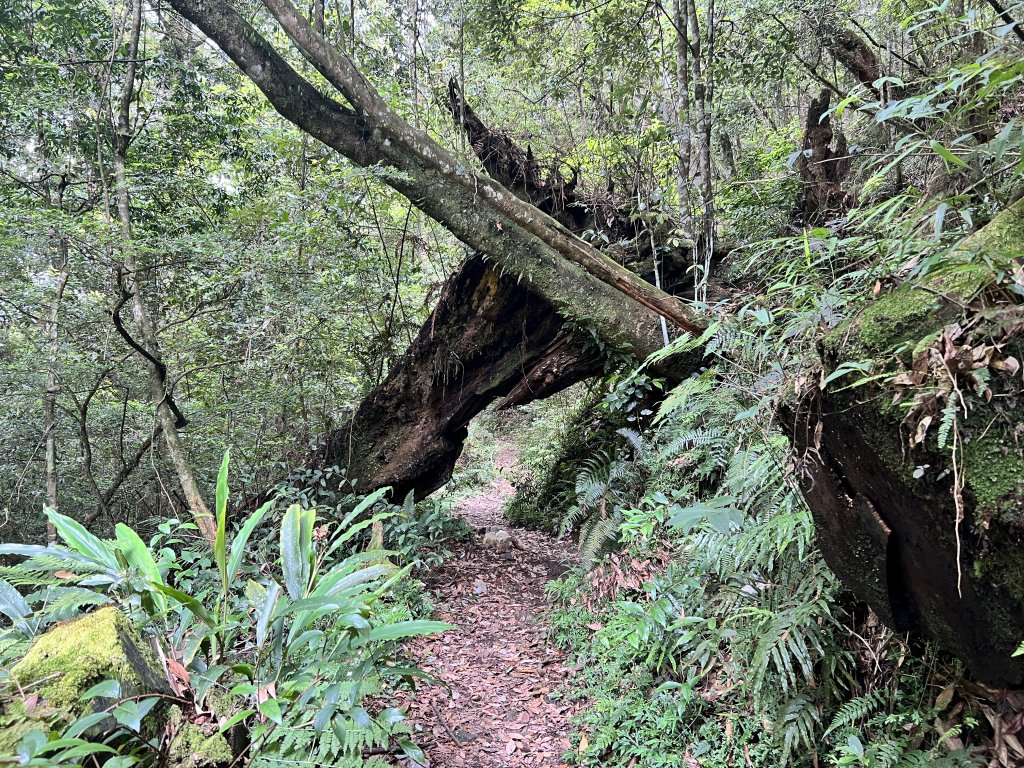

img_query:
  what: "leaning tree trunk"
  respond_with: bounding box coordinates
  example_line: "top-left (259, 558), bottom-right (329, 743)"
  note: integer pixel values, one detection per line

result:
top-left (166, 0), bottom-right (713, 504)
top-left (168, 0), bottom-right (704, 346)
top-left (319, 84), bottom-right (709, 497)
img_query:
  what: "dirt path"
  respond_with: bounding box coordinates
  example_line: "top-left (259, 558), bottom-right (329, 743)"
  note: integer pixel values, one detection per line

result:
top-left (396, 446), bottom-right (579, 767)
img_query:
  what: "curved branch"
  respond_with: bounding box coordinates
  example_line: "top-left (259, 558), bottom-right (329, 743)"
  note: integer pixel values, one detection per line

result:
top-left (108, 288), bottom-right (189, 429)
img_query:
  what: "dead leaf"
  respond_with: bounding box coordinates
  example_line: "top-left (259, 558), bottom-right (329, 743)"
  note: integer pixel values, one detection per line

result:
top-left (993, 355), bottom-right (1021, 377)
top-left (167, 657), bottom-right (190, 686)
top-left (912, 415), bottom-right (933, 447)
top-left (935, 684), bottom-right (955, 712)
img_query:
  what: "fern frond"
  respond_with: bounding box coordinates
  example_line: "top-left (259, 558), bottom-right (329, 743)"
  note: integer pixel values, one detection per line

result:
top-left (28, 586), bottom-right (110, 623)
top-left (579, 515), bottom-right (619, 566)
top-left (776, 694), bottom-right (819, 767)
top-left (824, 688), bottom-right (887, 738)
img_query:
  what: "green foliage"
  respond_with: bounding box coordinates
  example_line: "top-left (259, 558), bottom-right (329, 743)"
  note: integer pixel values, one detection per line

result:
top-left (383, 493), bottom-right (473, 569)
top-left (0, 454), bottom-right (446, 767)
top-left (504, 385), bottom-right (618, 532)
top-left (545, 361), bottom-right (980, 767)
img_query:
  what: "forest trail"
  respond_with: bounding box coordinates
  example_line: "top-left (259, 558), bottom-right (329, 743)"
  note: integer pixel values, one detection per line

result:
top-left (395, 444), bottom-right (580, 767)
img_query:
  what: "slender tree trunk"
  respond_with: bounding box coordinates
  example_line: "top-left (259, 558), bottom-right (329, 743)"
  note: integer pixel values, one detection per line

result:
top-left (685, 0), bottom-right (715, 302)
top-left (112, 0), bottom-right (216, 541)
top-left (673, 0), bottom-right (692, 239)
top-left (43, 242), bottom-right (70, 543)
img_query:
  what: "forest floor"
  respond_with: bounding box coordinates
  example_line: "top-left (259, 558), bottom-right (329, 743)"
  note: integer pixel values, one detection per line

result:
top-left (395, 444), bottom-right (581, 767)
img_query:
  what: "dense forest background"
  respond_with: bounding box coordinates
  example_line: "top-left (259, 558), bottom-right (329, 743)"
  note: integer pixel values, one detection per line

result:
top-left (2, 0), bottom-right (1024, 764)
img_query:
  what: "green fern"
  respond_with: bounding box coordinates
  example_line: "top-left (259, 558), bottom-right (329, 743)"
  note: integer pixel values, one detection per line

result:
top-left (824, 688), bottom-right (887, 737)
top-left (776, 694), bottom-right (820, 766)
top-left (937, 399), bottom-right (957, 449)
top-left (578, 515), bottom-right (619, 565)
top-left (26, 586), bottom-right (110, 623)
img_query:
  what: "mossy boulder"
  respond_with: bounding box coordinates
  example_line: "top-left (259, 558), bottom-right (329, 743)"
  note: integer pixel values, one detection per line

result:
top-left (1, 606), bottom-right (170, 752)
top-left (10, 607), bottom-right (167, 710)
top-left (1, 607), bottom-right (168, 754)
top-left (801, 199), bottom-right (1024, 685)
top-left (167, 709), bottom-right (232, 768)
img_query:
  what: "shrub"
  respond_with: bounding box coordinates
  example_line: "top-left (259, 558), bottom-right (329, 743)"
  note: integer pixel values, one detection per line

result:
top-left (0, 453), bottom-right (446, 767)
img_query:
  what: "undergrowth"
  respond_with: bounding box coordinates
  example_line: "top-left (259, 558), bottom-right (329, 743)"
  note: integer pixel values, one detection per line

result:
top-left (545, 370), bottom-right (980, 767)
top-left (0, 456), bottom-right (470, 766)
top-left (503, 384), bottom-right (615, 532)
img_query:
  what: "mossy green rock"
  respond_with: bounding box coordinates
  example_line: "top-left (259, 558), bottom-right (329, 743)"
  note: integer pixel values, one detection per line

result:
top-left (10, 606), bottom-right (168, 712)
top-left (169, 722), bottom-right (232, 768)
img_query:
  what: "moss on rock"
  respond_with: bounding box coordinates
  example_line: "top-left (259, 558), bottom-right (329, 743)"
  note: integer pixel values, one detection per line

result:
top-left (10, 607), bottom-right (166, 711)
top-left (169, 722), bottom-right (233, 768)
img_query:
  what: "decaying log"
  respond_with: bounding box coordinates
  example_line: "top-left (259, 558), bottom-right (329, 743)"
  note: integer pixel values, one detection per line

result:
top-left (317, 256), bottom-right (607, 499)
top-left (795, 89), bottom-right (852, 224)
top-left (796, 200), bottom-right (1024, 685)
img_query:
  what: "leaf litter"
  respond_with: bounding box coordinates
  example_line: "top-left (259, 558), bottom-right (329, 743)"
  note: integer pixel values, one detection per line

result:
top-left (394, 447), bottom-right (580, 767)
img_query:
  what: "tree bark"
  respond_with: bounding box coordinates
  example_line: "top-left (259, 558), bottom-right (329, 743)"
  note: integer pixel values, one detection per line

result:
top-left (317, 256), bottom-right (607, 498)
top-left (795, 90), bottom-right (852, 224)
top-left (795, 200), bottom-right (1024, 685)
top-left (43, 243), bottom-right (69, 544)
top-left (824, 25), bottom-right (881, 92)
top-left (112, 0), bottom-right (216, 541)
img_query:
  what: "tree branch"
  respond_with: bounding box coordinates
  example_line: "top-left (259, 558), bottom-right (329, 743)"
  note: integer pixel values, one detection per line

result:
top-left (166, 0), bottom-right (707, 342)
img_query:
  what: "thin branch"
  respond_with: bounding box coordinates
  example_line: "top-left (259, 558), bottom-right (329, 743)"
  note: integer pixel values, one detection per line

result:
top-left (984, 0), bottom-right (1024, 42)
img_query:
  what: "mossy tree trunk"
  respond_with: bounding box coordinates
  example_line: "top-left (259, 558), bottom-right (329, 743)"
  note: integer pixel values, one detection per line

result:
top-left (796, 200), bottom-right (1024, 685)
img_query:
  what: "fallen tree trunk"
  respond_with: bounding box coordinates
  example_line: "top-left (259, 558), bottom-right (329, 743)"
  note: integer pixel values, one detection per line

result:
top-left (167, 0), bottom-right (711, 501)
top-left (167, 0), bottom-right (705, 347)
top-left (318, 256), bottom-right (605, 499)
top-left (319, 85), bottom-right (699, 497)
top-left (796, 200), bottom-right (1024, 685)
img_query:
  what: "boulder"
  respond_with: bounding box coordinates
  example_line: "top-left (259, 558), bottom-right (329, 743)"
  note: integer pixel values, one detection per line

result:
top-left (1, 606), bottom-right (170, 753)
top-left (482, 528), bottom-right (513, 551)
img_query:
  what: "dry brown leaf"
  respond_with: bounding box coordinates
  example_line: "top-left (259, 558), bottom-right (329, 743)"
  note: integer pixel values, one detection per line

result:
top-left (912, 415), bottom-right (933, 446)
top-left (167, 657), bottom-right (190, 686)
top-left (993, 355), bottom-right (1021, 377)
top-left (935, 684), bottom-right (955, 712)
